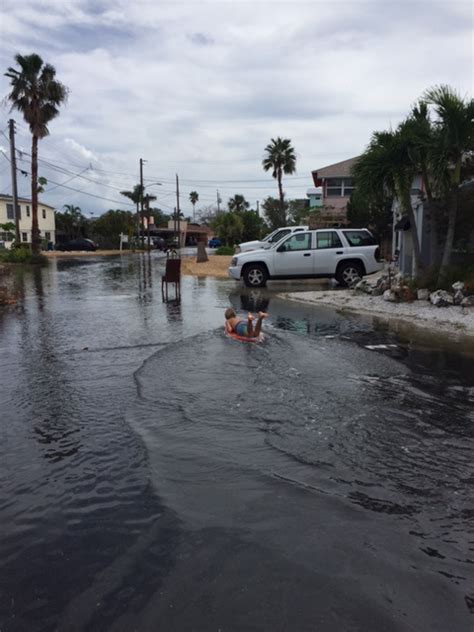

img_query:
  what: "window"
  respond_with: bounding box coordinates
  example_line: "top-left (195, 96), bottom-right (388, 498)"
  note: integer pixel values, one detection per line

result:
top-left (6, 203), bottom-right (21, 219)
top-left (343, 230), bottom-right (376, 247)
top-left (0, 232), bottom-right (14, 241)
top-left (326, 178), bottom-right (342, 197)
top-left (316, 231), bottom-right (343, 249)
top-left (281, 232), bottom-right (312, 251)
top-left (268, 229), bottom-right (291, 244)
top-left (325, 178), bottom-right (354, 197)
top-left (22, 233), bottom-right (28, 242)
top-left (45, 232), bottom-right (51, 241)
top-left (42, 208), bottom-right (46, 219)
top-left (26, 205), bottom-right (30, 217)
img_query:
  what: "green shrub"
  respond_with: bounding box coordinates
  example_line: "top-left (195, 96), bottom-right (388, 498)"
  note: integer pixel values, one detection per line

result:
top-left (215, 246), bottom-right (235, 256)
top-left (0, 247), bottom-right (47, 265)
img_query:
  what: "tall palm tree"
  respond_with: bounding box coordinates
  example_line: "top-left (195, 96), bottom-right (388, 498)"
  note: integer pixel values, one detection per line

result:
top-left (227, 194), bottom-right (249, 214)
top-left (423, 85), bottom-right (474, 280)
top-left (5, 53), bottom-right (68, 253)
top-left (189, 191), bottom-right (199, 222)
top-left (262, 137), bottom-right (296, 225)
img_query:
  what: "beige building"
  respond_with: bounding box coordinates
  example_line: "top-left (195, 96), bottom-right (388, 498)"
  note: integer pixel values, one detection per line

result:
top-left (0, 194), bottom-right (56, 248)
top-left (308, 157), bottom-right (360, 227)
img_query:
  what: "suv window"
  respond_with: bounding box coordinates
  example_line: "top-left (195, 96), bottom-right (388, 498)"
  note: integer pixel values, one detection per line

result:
top-left (343, 230), bottom-right (376, 246)
top-left (281, 232), bottom-right (312, 251)
top-left (316, 231), bottom-right (343, 249)
top-left (268, 229), bottom-right (291, 244)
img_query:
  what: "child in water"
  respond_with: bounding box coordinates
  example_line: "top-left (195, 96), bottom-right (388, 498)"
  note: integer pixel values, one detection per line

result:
top-left (225, 308), bottom-right (268, 338)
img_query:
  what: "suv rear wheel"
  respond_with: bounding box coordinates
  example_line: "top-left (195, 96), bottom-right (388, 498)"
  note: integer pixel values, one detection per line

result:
top-left (243, 264), bottom-right (268, 288)
top-left (336, 261), bottom-right (364, 287)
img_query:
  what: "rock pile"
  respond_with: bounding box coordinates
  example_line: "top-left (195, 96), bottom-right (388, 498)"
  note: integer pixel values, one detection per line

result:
top-left (353, 275), bottom-right (473, 309)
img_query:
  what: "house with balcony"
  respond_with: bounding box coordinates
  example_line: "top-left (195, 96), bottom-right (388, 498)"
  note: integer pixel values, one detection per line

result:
top-left (0, 194), bottom-right (56, 248)
top-left (308, 157), bottom-right (359, 227)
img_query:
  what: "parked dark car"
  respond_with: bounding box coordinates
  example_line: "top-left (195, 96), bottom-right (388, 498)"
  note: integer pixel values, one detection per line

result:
top-left (208, 238), bottom-right (222, 248)
top-left (153, 237), bottom-right (166, 251)
top-left (56, 238), bottom-right (97, 252)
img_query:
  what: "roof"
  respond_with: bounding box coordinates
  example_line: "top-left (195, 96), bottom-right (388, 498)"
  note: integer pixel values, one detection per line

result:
top-left (311, 156), bottom-right (360, 179)
top-left (0, 194), bottom-right (55, 209)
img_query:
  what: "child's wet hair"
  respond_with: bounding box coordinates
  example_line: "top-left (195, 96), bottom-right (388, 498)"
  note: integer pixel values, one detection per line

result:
top-left (225, 308), bottom-right (236, 320)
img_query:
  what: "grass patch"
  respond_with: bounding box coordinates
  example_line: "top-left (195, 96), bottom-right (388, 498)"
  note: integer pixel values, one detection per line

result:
top-left (215, 245), bottom-right (235, 256)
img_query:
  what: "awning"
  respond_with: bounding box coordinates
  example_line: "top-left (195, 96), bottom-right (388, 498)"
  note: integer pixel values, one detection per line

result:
top-left (395, 215), bottom-right (411, 231)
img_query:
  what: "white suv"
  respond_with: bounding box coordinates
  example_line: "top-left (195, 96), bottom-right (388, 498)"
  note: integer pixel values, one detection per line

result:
top-left (229, 228), bottom-right (382, 287)
top-left (235, 225), bottom-right (308, 253)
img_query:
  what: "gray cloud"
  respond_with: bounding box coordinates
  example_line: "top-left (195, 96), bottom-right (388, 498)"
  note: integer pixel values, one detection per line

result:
top-left (0, 0), bottom-right (472, 214)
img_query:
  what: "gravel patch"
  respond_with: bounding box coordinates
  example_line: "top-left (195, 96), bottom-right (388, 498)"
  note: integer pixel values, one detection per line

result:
top-left (279, 289), bottom-right (474, 336)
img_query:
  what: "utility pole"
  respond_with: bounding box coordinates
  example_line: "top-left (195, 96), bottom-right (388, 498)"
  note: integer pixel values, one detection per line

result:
top-left (256, 200), bottom-right (260, 216)
top-left (216, 189), bottom-right (221, 213)
top-left (139, 158), bottom-right (145, 249)
top-left (176, 174), bottom-right (181, 249)
top-left (9, 119), bottom-right (20, 244)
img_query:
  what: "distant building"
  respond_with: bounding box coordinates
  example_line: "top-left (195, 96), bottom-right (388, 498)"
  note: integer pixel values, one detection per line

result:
top-left (309, 157), bottom-right (359, 226)
top-left (0, 194), bottom-right (56, 248)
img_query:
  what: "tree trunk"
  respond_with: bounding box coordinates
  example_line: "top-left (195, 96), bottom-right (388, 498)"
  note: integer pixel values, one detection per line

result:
top-left (437, 188), bottom-right (458, 284)
top-left (402, 190), bottom-right (423, 277)
top-left (277, 168), bottom-right (285, 225)
top-left (31, 135), bottom-right (40, 254)
top-left (196, 240), bottom-right (208, 262)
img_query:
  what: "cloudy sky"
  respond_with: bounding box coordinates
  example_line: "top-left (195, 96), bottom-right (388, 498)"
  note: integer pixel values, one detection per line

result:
top-left (0, 0), bottom-right (472, 218)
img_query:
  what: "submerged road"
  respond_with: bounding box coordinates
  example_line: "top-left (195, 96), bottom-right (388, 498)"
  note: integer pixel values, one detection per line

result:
top-left (0, 254), bottom-right (472, 632)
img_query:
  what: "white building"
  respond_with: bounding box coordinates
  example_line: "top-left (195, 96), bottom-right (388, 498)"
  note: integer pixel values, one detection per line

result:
top-left (0, 194), bottom-right (56, 248)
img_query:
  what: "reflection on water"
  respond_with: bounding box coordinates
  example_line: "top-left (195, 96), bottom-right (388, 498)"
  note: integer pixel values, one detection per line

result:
top-left (0, 257), bottom-right (473, 631)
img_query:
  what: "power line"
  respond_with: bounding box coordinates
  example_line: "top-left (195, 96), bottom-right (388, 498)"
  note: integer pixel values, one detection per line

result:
top-left (13, 164), bottom-right (135, 207)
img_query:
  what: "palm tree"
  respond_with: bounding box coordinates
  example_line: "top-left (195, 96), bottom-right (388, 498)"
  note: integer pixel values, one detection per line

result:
top-left (5, 53), bottom-right (68, 253)
top-left (227, 194), bottom-right (250, 214)
top-left (423, 85), bottom-right (474, 281)
top-left (121, 184), bottom-right (144, 243)
top-left (189, 191), bottom-right (199, 222)
top-left (262, 137), bottom-right (296, 224)
top-left (352, 127), bottom-right (424, 275)
top-left (63, 204), bottom-right (83, 238)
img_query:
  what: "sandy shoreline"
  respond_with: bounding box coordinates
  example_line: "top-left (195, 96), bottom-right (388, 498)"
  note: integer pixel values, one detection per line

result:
top-left (180, 255), bottom-right (232, 277)
top-left (278, 289), bottom-right (474, 336)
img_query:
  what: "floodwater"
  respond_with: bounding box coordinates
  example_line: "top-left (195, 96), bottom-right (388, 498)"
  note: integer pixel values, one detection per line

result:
top-left (0, 254), bottom-right (473, 632)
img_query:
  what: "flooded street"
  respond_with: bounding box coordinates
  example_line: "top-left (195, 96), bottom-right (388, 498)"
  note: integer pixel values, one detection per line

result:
top-left (0, 255), bottom-right (473, 632)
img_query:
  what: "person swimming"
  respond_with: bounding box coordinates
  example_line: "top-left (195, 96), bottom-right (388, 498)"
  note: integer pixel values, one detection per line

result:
top-left (224, 308), bottom-right (268, 338)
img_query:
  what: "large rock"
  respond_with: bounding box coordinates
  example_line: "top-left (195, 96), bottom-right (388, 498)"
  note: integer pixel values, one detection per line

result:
top-left (374, 275), bottom-right (390, 293)
top-left (461, 295), bottom-right (474, 308)
top-left (417, 288), bottom-right (430, 301)
top-left (383, 289), bottom-right (398, 302)
top-left (453, 290), bottom-right (464, 305)
top-left (354, 279), bottom-right (371, 294)
top-left (430, 289), bottom-right (454, 307)
top-left (452, 281), bottom-right (465, 293)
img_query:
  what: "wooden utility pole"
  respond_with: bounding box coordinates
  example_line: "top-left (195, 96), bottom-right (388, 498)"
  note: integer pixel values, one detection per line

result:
top-left (139, 158), bottom-right (145, 248)
top-left (176, 174), bottom-right (181, 249)
top-left (8, 119), bottom-right (20, 244)
top-left (256, 200), bottom-right (260, 215)
top-left (216, 189), bottom-right (221, 213)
